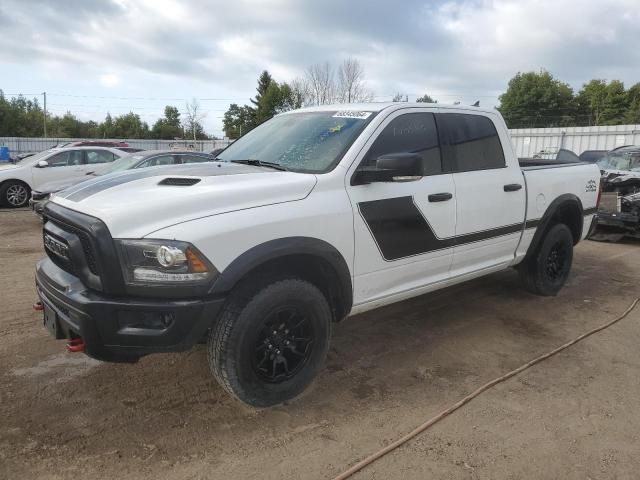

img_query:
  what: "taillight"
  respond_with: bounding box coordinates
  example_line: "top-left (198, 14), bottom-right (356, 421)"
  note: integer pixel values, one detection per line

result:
top-left (596, 179), bottom-right (602, 207)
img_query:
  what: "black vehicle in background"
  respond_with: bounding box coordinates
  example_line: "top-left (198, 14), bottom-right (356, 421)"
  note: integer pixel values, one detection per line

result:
top-left (579, 149), bottom-right (608, 163)
top-left (591, 146), bottom-right (640, 241)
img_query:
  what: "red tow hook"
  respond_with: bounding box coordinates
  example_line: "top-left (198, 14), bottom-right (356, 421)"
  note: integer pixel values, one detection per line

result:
top-left (66, 338), bottom-right (85, 353)
top-left (33, 301), bottom-right (44, 312)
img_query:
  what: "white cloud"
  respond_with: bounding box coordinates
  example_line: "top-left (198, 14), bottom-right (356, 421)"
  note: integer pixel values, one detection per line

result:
top-left (0, 0), bottom-right (638, 135)
top-left (99, 73), bottom-right (120, 88)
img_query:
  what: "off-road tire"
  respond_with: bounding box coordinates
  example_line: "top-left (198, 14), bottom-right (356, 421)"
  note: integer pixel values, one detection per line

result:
top-left (207, 277), bottom-right (331, 407)
top-left (518, 223), bottom-right (574, 296)
top-left (0, 181), bottom-right (30, 208)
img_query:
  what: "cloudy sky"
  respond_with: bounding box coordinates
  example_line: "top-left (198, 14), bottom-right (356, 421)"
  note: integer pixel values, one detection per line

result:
top-left (1, 0), bottom-right (639, 137)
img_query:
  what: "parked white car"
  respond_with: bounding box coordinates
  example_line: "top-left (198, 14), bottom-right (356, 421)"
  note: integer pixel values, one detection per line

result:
top-left (35, 103), bottom-right (600, 406)
top-left (0, 146), bottom-right (124, 207)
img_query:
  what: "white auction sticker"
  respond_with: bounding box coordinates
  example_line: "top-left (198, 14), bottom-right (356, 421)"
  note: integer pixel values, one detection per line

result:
top-left (332, 111), bottom-right (372, 119)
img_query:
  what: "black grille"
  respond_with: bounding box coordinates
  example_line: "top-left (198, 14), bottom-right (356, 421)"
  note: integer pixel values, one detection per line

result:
top-left (48, 219), bottom-right (99, 276)
top-left (44, 229), bottom-right (77, 275)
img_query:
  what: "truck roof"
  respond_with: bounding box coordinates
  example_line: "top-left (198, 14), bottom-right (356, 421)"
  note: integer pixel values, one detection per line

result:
top-left (292, 102), bottom-right (498, 116)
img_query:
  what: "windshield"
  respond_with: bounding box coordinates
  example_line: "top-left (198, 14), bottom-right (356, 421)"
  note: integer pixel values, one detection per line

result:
top-left (15, 149), bottom-right (55, 164)
top-left (218, 110), bottom-right (375, 173)
top-left (99, 154), bottom-right (145, 174)
top-left (597, 152), bottom-right (640, 172)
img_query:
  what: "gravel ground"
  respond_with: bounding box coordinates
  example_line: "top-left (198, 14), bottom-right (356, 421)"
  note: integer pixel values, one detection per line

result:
top-left (1, 209), bottom-right (639, 479)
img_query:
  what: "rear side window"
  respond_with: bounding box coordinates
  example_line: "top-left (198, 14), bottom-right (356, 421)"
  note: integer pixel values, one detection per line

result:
top-left (363, 112), bottom-right (441, 175)
top-left (86, 150), bottom-right (116, 164)
top-left (437, 114), bottom-right (505, 172)
top-left (179, 154), bottom-right (210, 164)
top-left (145, 155), bottom-right (175, 167)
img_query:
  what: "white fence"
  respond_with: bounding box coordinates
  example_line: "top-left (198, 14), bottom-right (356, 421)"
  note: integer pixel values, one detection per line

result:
top-left (510, 125), bottom-right (640, 158)
top-left (3, 125), bottom-right (640, 158)
top-left (0, 137), bottom-right (231, 155)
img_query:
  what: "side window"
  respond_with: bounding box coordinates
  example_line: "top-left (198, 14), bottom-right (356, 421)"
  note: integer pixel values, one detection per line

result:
top-left (46, 150), bottom-right (84, 167)
top-left (362, 112), bottom-right (441, 175)
top-left (180, 154), bottom-right (209, 164)
top-left (146, 155), bottom-right (175, 167)
top-left (436, 113), bottom-right (505, 172)
top-left (86, 150), bottom-right (115, 164)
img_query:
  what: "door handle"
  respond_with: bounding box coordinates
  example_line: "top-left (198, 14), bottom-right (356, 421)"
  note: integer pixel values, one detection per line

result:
top-left (503, 183), bottom-right (522, 192)
top-left (428, 192), bottom-right (453, 202)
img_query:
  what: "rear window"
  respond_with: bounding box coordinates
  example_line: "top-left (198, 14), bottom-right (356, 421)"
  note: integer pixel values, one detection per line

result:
top-left (437, 113), bottom-right (505, 172)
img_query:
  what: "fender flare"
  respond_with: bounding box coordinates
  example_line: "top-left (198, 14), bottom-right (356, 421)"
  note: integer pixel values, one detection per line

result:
top-left (210, 236), bottom-right (353, 316)
top-left (525, 193), bottom-right (584, 259)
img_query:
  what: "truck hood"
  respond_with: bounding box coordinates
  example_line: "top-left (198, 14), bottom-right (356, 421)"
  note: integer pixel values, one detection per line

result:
top-left (51, 162), bottom-right (317, 238)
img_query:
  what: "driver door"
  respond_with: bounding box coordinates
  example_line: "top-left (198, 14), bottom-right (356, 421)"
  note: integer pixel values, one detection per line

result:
top-left (31, 149), bottom-right (86, 189)
top-left (347, 109), bottom-right (456, 307)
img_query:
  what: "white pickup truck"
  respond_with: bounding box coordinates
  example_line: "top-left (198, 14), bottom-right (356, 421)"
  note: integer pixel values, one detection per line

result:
top-left (35, 103), bottom-right (600, 406)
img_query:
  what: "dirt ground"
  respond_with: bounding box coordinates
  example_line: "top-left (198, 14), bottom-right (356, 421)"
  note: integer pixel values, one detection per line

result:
top-left (1, 208), bottom-right (640, 480)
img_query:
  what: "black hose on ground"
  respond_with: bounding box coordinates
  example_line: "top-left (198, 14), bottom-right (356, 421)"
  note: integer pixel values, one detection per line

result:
top-left (333, 298), bottom-right (640, 480)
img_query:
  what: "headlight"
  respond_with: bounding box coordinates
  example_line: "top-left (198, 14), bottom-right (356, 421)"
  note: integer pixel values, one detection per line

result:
top-left (116, 239), bottom-right (217, 285)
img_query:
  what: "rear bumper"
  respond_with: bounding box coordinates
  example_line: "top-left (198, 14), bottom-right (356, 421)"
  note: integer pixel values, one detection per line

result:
top-left (596, 210), bottom-right (639, 234)
top-left (35, 258), bottom-right (225, 363)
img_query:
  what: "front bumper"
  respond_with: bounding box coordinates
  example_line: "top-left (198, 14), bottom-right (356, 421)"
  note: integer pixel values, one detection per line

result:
top-left (35, 258), bottom-right (225, 363)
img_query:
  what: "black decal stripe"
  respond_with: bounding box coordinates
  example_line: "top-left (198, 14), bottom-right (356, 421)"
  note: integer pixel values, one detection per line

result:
top-left (525, 207), bottom-right (597, 231)
top-left (60, 163), bottom-right (269, 202)
top-left (358, 196), bottom-right (523, 261)
top-left (525, 219), bottom-right (541, 229)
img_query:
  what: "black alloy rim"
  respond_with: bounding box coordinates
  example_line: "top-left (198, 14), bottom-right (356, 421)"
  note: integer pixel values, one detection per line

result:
top-left (546, 241), bottom-right (568, 281)
top-left (252, 307), bottom-right (314, 383)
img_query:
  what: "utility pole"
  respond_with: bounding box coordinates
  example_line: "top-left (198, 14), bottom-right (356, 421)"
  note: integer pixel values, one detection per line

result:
top-left (42, 91), bottom-right (48, 138)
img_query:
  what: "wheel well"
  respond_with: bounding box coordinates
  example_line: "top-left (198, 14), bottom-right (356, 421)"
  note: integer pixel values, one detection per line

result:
top-left (548, 201), bottom-right (582, 244)
top-left (232, 254), bottom-right (351, 322)
top-left (0, 178), bottom-right (31, 191)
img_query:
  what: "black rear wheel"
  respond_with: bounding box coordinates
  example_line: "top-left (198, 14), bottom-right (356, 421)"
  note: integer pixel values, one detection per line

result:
top-left (208, 278), bottom-right (331, 407)
top-left (519, 223), bottom-right (574, 296)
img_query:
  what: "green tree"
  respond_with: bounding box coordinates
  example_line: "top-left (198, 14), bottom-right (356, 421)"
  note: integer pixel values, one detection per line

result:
top-left (250, 70), bottom-right (274, 110)
top-left (576, 79), bottom-right (607, 125)
top-left (498, 70), bottom-right (576, 128)
top-left (152, 105), bottom-right (183, 139)
top-left (600, 80), bottom-right (628, 125)
top-left (625, 83), bottom-right (640, 124)
top-left (416, 93), bottom-right (437, 103)
top-left (112, 112), bottom-right (150, 138)
top-left (222, 103), bottom-right (254, 138)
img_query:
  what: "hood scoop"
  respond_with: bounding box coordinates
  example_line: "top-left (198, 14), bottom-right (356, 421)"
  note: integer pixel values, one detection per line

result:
top-left (159, 177), bottom-right (201, 186)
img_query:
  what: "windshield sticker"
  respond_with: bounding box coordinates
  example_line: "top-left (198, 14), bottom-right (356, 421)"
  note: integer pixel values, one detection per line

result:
top-left (332, 111), bottom-right (372, 120)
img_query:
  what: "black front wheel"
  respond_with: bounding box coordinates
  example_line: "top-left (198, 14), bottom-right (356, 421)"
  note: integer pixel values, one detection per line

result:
top-left (519, 223), bottom-right (574, 296)
top-left (208, 278), bottom-right (331, 407)
top-left (0, 181), bottom-right (30, 208)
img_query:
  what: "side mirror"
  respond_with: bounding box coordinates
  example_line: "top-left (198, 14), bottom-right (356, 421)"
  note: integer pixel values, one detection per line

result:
top-left (353, 153), bottom-right (423, 185)
top-left (36, 160), bottom-right (49, 168)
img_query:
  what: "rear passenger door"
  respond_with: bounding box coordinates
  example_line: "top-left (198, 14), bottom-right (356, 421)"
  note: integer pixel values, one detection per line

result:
top-left (436, 112), bottom-right (526, 276)
top-left (348, 110), bottom-right (456, 306)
